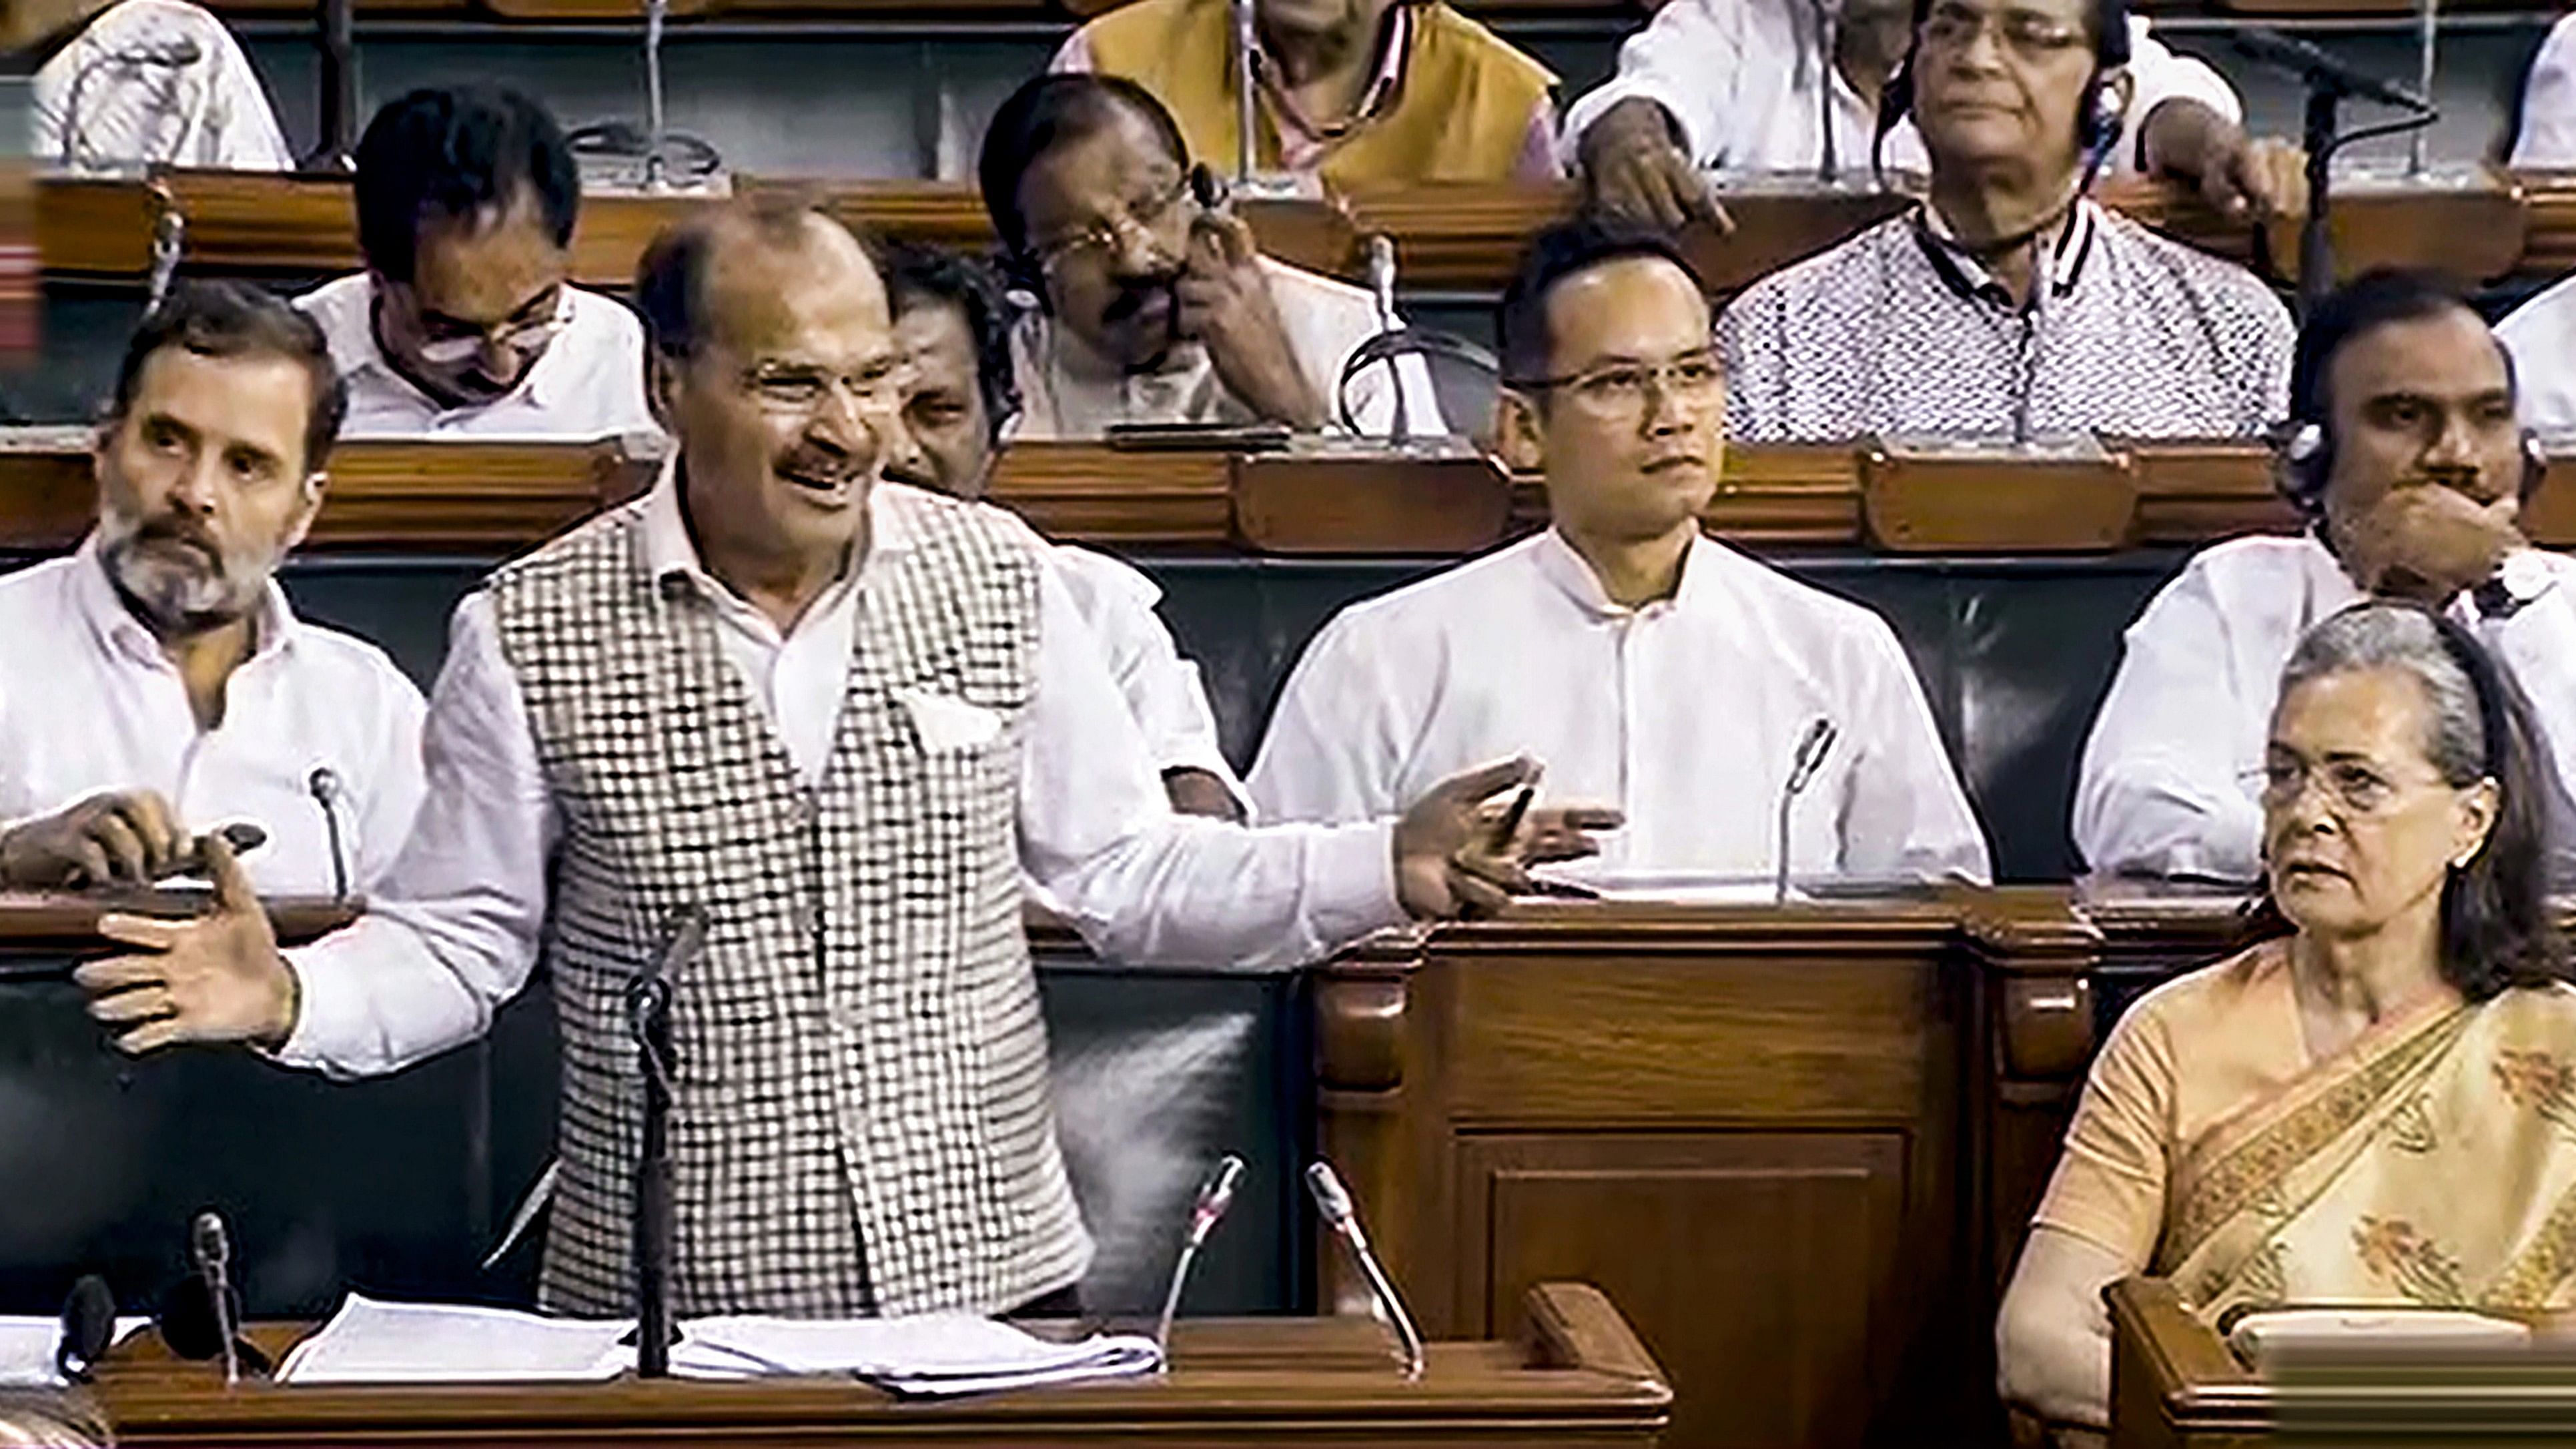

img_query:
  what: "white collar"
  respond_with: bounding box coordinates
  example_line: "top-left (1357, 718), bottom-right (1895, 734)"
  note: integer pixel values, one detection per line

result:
top-left (635, 460), bottom-right (919, 601)
top-left (71, 528), bottom-right (298, 670)
top-left (1531, 525), bottom-right (1717, 621)
top-left (344, 275), bottom-right (578, 418)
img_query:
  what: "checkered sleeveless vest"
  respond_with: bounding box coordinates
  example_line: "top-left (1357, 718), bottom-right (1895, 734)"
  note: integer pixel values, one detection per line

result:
top-left (485, 491), bottom-right (1091, 1318)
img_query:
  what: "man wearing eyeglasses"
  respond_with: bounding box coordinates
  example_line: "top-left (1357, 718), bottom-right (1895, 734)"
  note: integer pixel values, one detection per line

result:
top-left (1718, 0), bottom-right (2294, 444)
top-left (2077, 270), bottom-right (2576, 885)
top-left (1565, 0), bottom-right (2298, 230)
top-left (1251, 220), bottom-right (1988, 887)
top-left (294, 86), bottom-right (660, 440)
top-left (74, 197), bottom-right (1607, 1318)
top-left (977, 73), bottom-right (1442, 437)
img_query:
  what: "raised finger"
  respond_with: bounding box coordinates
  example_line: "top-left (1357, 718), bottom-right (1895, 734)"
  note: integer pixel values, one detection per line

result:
top-left (87, 985), bottom-right (175, 1025)
top-left (94, 913), bottom-right (185, 951)
top-left (1437, 755), bottom-right (1539, 809)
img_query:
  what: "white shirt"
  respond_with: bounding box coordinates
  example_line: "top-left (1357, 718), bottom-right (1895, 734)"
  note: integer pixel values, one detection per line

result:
top-left (2513, 14), bottom-right (2576, 167)
top-left (33, 0), bottom-right (292, 175)
top-left (274, 475), bottom-right (1404, 1079)
top-left (1721, 201), bottom-right (2293, 442)
top-left (1559, 0), bottom-right (2236, 177)
top-left (0, 540), bottom-right (427, 897)
top-left (1051, 543), bottom-right (1246, 808)
top-left (2075, 532), bottom-right (2576, 882)
top-left (1009, 256), bottom-right (1446, 438)
top-left (2496, 274), bottom-right (2576, 436)
top-left (294, 274), bottom-right (663, 441)
top-left (1248, 528), bottom-right (1991, 885)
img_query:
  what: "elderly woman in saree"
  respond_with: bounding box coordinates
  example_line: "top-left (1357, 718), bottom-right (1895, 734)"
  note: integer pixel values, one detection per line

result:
top-left (1999, 598), bottom-right (2576, 1436)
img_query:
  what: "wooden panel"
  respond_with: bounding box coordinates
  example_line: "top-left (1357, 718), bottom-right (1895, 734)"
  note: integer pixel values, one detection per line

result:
top-left (1463, 1132), bottom-right (1906, 1449)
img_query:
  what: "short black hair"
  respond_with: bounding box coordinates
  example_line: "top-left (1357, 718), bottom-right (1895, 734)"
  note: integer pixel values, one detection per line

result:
top-left (1498, 220), bottom-right (1708, 386)
top-left (354, 85), bottom-right (580, 286)
top-left (109, 280), bottom-right (346, 474)
top-left (977, 73), bottom-right (1190, 258)
top-left (879, 239), bottom-right (1021, 444)
top-left (2290, 267), bottom-right (2503, 428)
top-left (634, 194), bottom-right (859, 362)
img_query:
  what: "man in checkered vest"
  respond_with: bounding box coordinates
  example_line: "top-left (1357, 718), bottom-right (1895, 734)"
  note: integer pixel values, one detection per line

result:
top-left (74, 197), bottom-right (1615, 1318)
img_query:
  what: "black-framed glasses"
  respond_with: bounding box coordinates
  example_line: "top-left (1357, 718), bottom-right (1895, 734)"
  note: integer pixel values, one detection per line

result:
top-left (1919, 1), bottom-right (2088, 57)
top-left (1507, 347), bottom-right (1725, 420)
top-left (1029, 172), bottom-right (1194, 274)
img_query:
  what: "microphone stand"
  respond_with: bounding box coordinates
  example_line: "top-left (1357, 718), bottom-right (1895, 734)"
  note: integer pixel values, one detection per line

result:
top-left (2234, 31), bottom-right (2435, 316)
top-left (1232, 0), bottom-right (1258, 191)
top-left (299, 0), bottom-right (356, 171)
top-left (1812, 0), bottom-right (1837, 184)
top-left (1364, 234), bottom-right (1407, 443)
top-left (2409, 0), bottom-right (2437, 178)
top-left (626, 905), bottom-right (706, 1378)
top-left (642, 0), bottom-right (670, 193)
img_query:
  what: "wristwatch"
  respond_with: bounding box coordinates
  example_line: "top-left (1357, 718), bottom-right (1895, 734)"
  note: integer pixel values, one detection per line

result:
top-left (2473, 549), bottom-right (2554, 620)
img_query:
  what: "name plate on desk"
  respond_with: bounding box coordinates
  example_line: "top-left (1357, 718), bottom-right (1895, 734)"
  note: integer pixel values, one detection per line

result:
top-left (1231, 438), bottom-right (1510, 555)
top-left (1859, 432), bottom-right (2136, 552)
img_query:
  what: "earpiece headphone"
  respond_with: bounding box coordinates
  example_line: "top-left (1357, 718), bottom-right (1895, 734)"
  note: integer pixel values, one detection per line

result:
top-left (2274, 418), bottom-right (2549, 524)
top-left (1872, 0), bottom-right (2131, 182)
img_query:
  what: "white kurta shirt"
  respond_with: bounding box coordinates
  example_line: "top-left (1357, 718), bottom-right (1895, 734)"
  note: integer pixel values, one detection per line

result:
top-left (2513, 14), bottom-right (2576, 167)
top-left (2075, 532), bottom-right (2576, 882)
top-left (294, 274), bottom-right (663, 441)
top-left (276, 476), bottom-right (1404, 1079)
top-left (1248, 528), bottom-right (1991, 884)
top-left (1051, 543), bottom-right (1246, 807)
top-left (1009, 256), bottom-right (1446, 438)
top-left (1720, 201), bottom-right (2294, 442)
top-left (1557, 0), bottom-right (2235, 177)
top-left (2496, 274), bottom-right (2576, 436)
top-left (0, 540), bottom-right (427, 897)
top-left (33, 0), bottom-right (292, 174)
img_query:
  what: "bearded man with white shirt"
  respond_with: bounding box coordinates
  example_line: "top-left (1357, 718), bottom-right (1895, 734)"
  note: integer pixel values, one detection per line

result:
top-left (977, 73), bottom-right (1442, 438)
top-left (1252, 222), bottom-right (1988, 887)
top-left (1566, 0), bottom-right (2300, 231)
top-left (0, 282), bottom-right (424, 897)
top-left (70, 199), bottom-right (1605, 1319)
top-left (2078, 270), bottom-right (2576, 883)
top-left (294, 86), bottom-right (659, 440)
top-left (876, 238), bottom-right (1246, 821)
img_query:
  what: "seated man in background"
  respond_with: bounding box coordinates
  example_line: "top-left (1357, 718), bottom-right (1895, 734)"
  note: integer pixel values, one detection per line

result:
top-left (2510, 12), bottom-right (2576, 167)
top-left (24, 0), bottom-right (292, 174)
top-left (295, 86), bottom-right (659, 440)
top-left (877, 239), bottom-right (1247, 819)
top-left (0, 281), bottom-right (424, 897)
top-left (2006, 602), bottom-right (2576, 1438)
top-left (977, 73), bottom-right (1442, 437)
top-left (2494, 259), bottom-right (2576, 435)
top-left (1718, 0), bottom-right (2293, 442)
top-left (2078, 270), bottom-right (2576, 883)
top-left (1566, 0), bottom-right (2296, 229)
top-left (1251, 221), bottom-right (1990, 885)
top-left (1052, 0), bottom-right (1560, 185)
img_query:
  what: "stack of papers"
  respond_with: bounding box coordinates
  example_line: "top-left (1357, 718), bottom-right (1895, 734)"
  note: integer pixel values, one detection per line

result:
top-left (0, 1313), bottom-right (151, 1386)
top-left (675, 1312), bottom-right (1164, 1397)
top-left (276, 1295), bottom-right (634, 1384)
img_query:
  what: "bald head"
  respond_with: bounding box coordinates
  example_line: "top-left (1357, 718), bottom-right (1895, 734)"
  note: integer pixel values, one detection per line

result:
top-left (636, 199), bottom-right (885, 364)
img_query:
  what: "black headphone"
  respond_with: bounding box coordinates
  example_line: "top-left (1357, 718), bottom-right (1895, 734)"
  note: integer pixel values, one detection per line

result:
top-left (1872, 0), bottom-right (2131, 181)
top-left (2274, 418), bottom-right (2549, 524)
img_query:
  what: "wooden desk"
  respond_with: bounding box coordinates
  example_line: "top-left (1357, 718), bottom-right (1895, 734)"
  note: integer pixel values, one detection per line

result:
top-left (2106, 1278), bottom-right (2267, 1449)
top-left (90, 1282), bottom-right (1671, 1447)
top-left (35, 171), bottom-right (2557, 297)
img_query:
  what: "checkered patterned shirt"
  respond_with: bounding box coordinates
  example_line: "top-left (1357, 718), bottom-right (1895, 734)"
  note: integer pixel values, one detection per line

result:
top-left (486, 496), bottom-right (1087, 1318)
top-left (1719, 201), bottom-right (2294, 443)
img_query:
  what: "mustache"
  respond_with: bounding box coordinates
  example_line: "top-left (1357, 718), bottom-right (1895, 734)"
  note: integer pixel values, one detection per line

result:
top-left (129, 517), bottom-right (222, 561)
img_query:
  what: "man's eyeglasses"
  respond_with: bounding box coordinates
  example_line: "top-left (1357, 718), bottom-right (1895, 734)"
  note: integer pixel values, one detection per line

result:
top-left (2245, 757), bottom-right (2453, 818)
top-left (1509, 348), bottom-right (1726, 421)
top-left (410, 291), bottom-right (572, 368)
top-left (739, 359), bottom-right (916, 416)
top-left (1029, 173), bottom-right (1194, 274)
top-left (1918, 1), bottom-right (2088, 58)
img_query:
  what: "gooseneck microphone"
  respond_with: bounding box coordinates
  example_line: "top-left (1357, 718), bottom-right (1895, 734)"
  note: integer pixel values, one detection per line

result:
top-left (1775, 718), bottom-right (1840, 905)
top-left (1305, 1161), bottom-right (1424, 1380)
top-left (628, 905), bottom-right (707, 1378)
top-left (56, 1275), bottom-right (114, 1384)
top-left (308, 767), bottom-right (348, 902)
top-left (193, 1212), bottom-right (240, 1387)
top-left (1154, 1153), bottom-right (1245, 1357)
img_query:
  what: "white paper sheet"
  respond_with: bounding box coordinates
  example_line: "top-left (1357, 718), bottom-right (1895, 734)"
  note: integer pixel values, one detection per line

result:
top-left (0, 1314), bottom-right (153, 1386)
top-left (673, 1312), bottom-right (1163, 1396)
top-left (276, 1294), bottom-right (634, 1384)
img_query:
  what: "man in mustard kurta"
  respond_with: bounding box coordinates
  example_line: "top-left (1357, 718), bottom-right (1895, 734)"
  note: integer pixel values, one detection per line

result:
top-left (1053, 0), bottom-right (1558, 186)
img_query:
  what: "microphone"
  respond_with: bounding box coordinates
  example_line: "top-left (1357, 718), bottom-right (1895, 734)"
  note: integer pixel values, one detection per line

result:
top-left (1775, 718), bottom-right (1840, 904)
top-left (193, 1212), bottom-right (240, 1386)
top-left (627, 905), bottom-right (707, 1378)
top-left (2409, 0), bottom-right (2439, 176)
top-left (1811, 0), bottom-right (1839, 182)
top-left (1305, 1161), bottom-right (1424, 1380)
top-left (145, 206), bottom-right (185, 314)
top-left (302, 0), bottom-right (358, 170)
top-left (56, 1275), bottom-right (114, 1384)
top-left (642, 0), bottom-right (671, 192)
top-left (2230, 30), bottom-right (2430, 113)
top-left (307, 767), bottom-right (349, 902)
top-left (1363, 235), bottom-right (1411, 443)
top-left (1153, 1153), bottom-right (1244, 1357)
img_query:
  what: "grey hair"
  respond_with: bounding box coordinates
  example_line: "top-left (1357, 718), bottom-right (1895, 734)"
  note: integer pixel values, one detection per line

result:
top-left (2280, 604), bottom-right (2490, 787)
